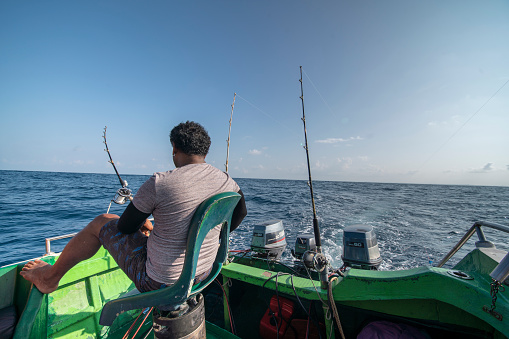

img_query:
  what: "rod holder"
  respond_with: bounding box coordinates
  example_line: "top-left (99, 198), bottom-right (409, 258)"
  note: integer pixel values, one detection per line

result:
top-left (491, 252), bottom-right (509, 284)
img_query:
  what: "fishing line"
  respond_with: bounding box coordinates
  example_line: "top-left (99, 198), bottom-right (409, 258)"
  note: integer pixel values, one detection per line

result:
top-left (103, 126), bottom-right (132, 210)
top-left (261, 273), bottom-right (286, 339)
top-left (306, 303), bottom-right (312, 339)
top-left (289, 275), bottom-right (324, 339)
top-left (275, 273), bottom-right (285, 336)
top-left (258, 260), bottom-right (323, 337)
top-left (103, 126), bottom-right (128, 188)
top-left (289, 275), bottom-right (309, 318)
top-left (236, 94), bottom-right (298, 136)
top-left (300, 66), bottom-right (330, 289)
top-left (258, 255), bottom-right (307, 277)
top-left (276, 260), bottom-right (307, 278)
top-left (215, 278), bottom-right (237, 334)
top-left (141, 328), bottom-right (153, 339)
top-left (122, 309), bottom-right (144, 339)
top-left (419, 78), bottom-right (509, 170)
top-left (302, 68), bottom-right (337, 119)
top-left (225, 93), bottom-right (236, 173)
top-left (261, 272), bottom-right (300, 339)
top-left (130, 307), bottom-right (153, 339)
top-left (303, 264), bottom-right (328, 307)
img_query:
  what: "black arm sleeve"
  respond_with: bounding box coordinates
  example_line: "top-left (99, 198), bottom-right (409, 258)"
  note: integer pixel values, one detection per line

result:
top-left (117, 202), bottom-right (152, 234)
top-left (230, 189), bottom-right (247, 232)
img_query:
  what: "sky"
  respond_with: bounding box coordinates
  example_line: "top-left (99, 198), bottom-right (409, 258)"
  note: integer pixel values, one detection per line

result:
top-left (1, 1), bottom-right (508, 186)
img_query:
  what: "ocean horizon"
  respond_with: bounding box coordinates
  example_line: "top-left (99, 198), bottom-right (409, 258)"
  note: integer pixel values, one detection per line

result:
top-left (1, 169), bottom-right (508, 270)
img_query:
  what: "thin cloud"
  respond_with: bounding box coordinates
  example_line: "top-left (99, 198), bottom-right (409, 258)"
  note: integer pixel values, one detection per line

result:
top-left (427, 115), bottom-right (462, 127)
top-left (249, 149), bottom-right (262, 155)
top-left (338, 157), bottom-right (353, 169)
top-left (314, 160), bottom-right (329, 170)
top-left (315, 136), bottom-right (363, 144)
top-left (470, 163), bottom-right (493, 173)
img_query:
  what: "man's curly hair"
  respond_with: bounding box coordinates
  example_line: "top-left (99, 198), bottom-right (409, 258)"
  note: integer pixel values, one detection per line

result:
top-left (170, 121), bottom-right (211, 156)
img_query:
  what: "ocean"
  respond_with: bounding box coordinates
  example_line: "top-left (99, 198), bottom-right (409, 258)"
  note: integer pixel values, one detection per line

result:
top-left (1, 170), bottom-right (508, 270)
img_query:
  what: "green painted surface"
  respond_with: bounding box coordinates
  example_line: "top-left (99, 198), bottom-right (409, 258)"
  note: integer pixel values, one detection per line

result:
top-left (206, 321), bottom-right (241, 339)
top-left (222, 251), bottom-right (508, 338)
top-left (2, 249), bottom-right (149, 339)
top-left (0, 266), bottom-right (16, 310)
top-left (221, 261), bottom-right (328, 301)
top-left (2, 236), bottom-right (508, 338)
top-left (332, 252), bottom-right (507, 336)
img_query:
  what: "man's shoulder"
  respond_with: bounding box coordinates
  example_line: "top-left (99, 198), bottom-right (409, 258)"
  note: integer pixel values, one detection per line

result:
top-left (150, 164), bottom-right (223, 182)
top-left (152, 164), bottom-right (236, 186)
top-left (177, 163), bottom-right (223, 175)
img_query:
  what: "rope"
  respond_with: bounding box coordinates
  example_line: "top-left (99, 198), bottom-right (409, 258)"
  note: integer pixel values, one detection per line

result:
top-left (327, 277), bottom-right (345, 339)
top-left (130, 308), bottom-right (153, 339)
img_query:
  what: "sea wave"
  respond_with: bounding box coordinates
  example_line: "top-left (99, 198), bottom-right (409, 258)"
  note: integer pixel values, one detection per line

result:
top-left (1, 170), bottom-right (508, 270)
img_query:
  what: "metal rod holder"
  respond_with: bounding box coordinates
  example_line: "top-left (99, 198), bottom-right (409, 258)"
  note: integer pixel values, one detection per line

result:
top-left (437, 221), bottom-right (509, 268)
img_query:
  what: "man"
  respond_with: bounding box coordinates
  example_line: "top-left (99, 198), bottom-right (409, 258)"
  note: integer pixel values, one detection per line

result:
top-left (21, 121), bottom-right (247, 294)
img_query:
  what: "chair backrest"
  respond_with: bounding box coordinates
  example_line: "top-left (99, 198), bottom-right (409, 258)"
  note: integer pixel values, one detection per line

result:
top-left (99, 191), bottom-right (241, 326)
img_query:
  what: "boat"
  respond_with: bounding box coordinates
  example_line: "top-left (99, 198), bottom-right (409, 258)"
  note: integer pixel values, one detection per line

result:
top-left (1, 216), bottom-right (508, 338)
top-left (1, 71), bottom-right (508, 339)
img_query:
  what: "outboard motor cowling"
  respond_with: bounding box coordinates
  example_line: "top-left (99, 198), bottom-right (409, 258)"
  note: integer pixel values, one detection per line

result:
top-left (251, 220), bottom-right (287, 260)
top-left (291, 234), bottom-right (316, 260)
top-left (342, 224), bottom-right (382, 270)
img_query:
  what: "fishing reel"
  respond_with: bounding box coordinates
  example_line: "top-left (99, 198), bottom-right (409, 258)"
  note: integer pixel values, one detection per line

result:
top-left (112, 186), bottom-right (132, 205)
top-left (302, 250), bottom-right (327, 271)
top-left (301, 250), bottom-right (330, 289)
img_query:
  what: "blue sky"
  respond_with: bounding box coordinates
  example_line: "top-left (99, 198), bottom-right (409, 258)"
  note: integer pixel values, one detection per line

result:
top-left (1, 1), bottom-right (508, 186)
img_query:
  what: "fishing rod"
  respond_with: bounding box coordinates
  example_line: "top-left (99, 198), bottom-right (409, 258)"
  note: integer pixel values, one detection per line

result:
top-left (299, 66), bottom-right (329, 288)
top-left (103, 126), bottom-right (132, 207)
top-left (225, 93), bottom-right (236, 173)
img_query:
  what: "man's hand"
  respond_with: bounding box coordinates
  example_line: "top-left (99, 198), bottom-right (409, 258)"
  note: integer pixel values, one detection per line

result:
top-left (140, 219), bottom-right (153, 236)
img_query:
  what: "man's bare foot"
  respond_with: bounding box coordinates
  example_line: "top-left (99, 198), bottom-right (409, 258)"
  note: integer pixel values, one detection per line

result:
top-left (20, 260), bottom-right (59, 294)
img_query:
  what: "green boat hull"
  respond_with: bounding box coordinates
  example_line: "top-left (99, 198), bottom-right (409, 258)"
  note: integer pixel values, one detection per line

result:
top-left (1, 245), bottom-right (507, 338)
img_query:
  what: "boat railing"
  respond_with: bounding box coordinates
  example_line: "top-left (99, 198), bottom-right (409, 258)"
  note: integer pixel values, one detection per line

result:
top-left (44, 233), bottom-right (78, 256)
top-left (437, 221), bottom-right (509, 268)
top-left (43, 217), bottom-right (154, 256)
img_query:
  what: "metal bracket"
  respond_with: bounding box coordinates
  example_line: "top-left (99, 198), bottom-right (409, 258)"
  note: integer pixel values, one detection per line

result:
top-left (482, 305), bottom-right (503, 321)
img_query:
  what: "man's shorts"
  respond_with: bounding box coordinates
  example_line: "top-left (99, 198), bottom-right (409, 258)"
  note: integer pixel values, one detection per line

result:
top-left (99, 219), bottom-right (165, 292)
top-left (99, 219), bottom-right (211, 293)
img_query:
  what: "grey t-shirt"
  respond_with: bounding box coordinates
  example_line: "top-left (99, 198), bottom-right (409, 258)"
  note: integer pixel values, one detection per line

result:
top-left (132, 163), bottom-right (240, 285)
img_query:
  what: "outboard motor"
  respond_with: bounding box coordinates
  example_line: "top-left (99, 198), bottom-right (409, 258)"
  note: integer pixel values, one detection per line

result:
top-left (342, 224), bottom-right (382, 270)
top-left (251, 220), bottom-right (287, 260)
top-left (291, 234), bottom-right (316, 260)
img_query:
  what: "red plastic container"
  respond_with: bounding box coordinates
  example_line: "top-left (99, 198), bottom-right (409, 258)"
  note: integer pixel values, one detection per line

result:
top-left (260, 295), bottom-right (295, 339)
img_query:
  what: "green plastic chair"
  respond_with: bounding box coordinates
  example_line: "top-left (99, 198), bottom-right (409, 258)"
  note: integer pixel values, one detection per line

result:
top-left (99, 191), bottom-right (241, 326)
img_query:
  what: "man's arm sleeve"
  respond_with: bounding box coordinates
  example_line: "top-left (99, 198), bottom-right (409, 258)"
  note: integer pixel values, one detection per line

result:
top-left (117, 202), bottom-right (151, 234)
top-left (230, 189), bottom-right (247, 232)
